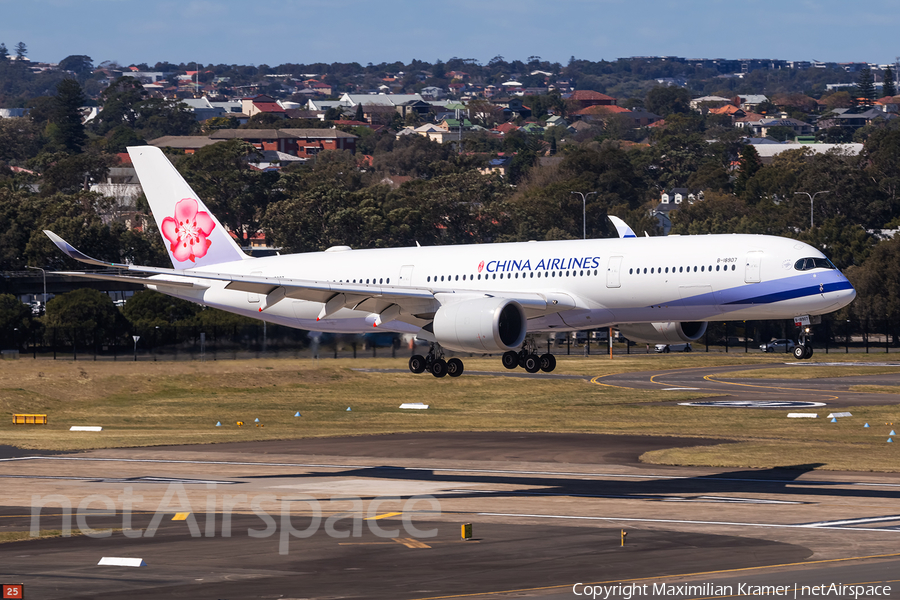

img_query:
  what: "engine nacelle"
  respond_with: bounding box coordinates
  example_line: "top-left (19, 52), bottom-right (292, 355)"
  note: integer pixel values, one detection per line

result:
top-left (432, 297), bottom-right (527, 353)
top-left (617, 321), bottom-right (708, 345)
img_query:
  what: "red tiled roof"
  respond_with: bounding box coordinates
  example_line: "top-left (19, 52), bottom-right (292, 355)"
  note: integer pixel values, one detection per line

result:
top-left (708, 105), bottom-right (743, 115)
top-left (253, 101), bottom-right (286, 113)
top-left (571, 90), bottom-right (617, 102)
top-left (492, 122), bottom-right (519, 134)
top-left (574, 105), bottom-right (631, 116)
top-left (116, 152), bottom-right (132, 165)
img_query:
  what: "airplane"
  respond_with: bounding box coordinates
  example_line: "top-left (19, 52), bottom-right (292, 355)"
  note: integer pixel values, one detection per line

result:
top-left (44, 146), bottom-right (856, 378)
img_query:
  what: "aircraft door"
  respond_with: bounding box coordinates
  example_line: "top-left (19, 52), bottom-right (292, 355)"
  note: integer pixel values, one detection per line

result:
top-left (744, 251), bottom-right (762, 283)
top-left (606, 256), bottom-right (623, 288)
top-left (399, 265), bottom-right (414, 286)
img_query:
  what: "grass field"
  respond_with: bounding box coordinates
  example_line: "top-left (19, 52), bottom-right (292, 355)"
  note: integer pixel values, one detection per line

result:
top-left (1, 354), bottom-right (898, 472)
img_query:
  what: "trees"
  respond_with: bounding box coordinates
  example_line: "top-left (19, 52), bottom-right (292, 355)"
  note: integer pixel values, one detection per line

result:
top-left (883, 66), bottom-right (896, 98)
top-left (644, 85), bottom-right (691, 117)
top-left (0, 293), bottom-right (32, 350)
top-left (43, 288), bottom-right (129, 345)
top-left (855, 66), bottom-right (876, 107)
top-left (58, 55), bottom-right (94, 77)
top-left (49, 78), bottom-right (87, 153)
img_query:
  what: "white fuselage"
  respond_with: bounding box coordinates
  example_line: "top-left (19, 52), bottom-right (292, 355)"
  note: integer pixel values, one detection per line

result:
top-left (148, 234), bottom-right (856, 334)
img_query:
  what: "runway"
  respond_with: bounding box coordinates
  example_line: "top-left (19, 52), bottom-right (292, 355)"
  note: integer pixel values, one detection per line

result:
top-left (1, 433), bottom-right (899, 599)
top-left (594, 361), bottom-right (900, 407)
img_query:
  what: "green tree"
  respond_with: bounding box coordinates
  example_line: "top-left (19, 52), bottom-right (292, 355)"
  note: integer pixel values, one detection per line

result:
top-left (883, 66), bottom-right (896, 98)
top-left (0, 43), bottom-right (8, 61)
top-left (58, 55), bottom-right (93, 76)
top-left (855, 66), bottom-right (876, 107)
top-left (734, 145), bottom-right (762, 197)
top-left (0, 117), bottom-right (41, 161)
top-left (846, 235), bottom-right (900, 325)
top-left (43, 288), bottom-right (129, 345)
top-left (644, 86), bottom-right (691, 117)
top-left (49, 78), bottom-right (87, 153)
top-left (0, 293), bottom-right (33, 350)
top-left (28, 151), bottom-right (117, 195)
top-left (766, 125), bottom-right (796, 142)
top-left (354, 103), bottom-right (364, 122)
top-left (122, 289), bottom-right (200, 329)
top-left (14, 42), bottom-right (26, 61)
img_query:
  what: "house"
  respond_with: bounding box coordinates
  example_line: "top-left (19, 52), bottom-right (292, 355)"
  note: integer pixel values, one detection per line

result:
top-left (736, 95), bottom-right (768, 112)
top-left (569, 90), bottom-right (617, 109)
top-left (707, 104), bottom-right (745, 119)
top-left (544, 115), bottom-right (568, 128)
top-left (660, 188), bottom-right (701, 206)
top-left (690, 95), bottom-right (732, 112)
top-left (489, 96), bottom-right (532, 119)
top-left (339, 93), bottom-right (426, 108)
top-left (395, 99), bottom-right (433, 120)
top-left (480, 155), bottom-right (514, 177)
top-left (754, 117), bottom-right (815, 138)
top-left (149, 129), bottom-right (357, 158)
top-left (241, 95), bottom-right (286, 119)
top-left (420, 86), bottom-right (445, 100)
top-left (818, 107), bottom-right (899, 130)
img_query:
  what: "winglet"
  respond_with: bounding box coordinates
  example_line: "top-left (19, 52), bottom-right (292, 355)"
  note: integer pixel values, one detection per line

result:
top-left (607, 216), bottom-right (637, 239)
top-left (43, 230), bottom-right (125, 268)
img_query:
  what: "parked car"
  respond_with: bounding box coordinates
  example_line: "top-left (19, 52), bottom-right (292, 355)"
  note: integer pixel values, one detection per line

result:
top-left (655, 343), bottom-right (692, 353)
top-left (759, 339), bottom-right (796, 353)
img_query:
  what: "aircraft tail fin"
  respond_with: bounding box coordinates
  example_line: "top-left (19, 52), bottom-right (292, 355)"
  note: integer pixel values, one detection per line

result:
top-left (127, 146), bottom-right (249, 268)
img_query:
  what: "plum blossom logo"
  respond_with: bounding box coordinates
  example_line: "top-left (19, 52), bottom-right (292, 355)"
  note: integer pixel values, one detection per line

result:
top-left (161, 198), bottom-right (215, 263)
top-left (477, 260), bottom-right (485, 273)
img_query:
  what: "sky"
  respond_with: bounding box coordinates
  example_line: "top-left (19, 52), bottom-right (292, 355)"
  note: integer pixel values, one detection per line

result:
top-left (2, 0), bottom-right (899, 69)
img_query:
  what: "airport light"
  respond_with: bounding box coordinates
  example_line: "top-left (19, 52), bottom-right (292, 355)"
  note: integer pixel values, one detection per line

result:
top-left (571, 191), bottom-right (597, 239)
top-left (794, 191), bottom-right (830, 229)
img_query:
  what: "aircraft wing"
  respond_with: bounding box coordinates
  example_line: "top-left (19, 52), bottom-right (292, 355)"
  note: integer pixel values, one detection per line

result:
top-left (44, 231), bottom-right (582, 322)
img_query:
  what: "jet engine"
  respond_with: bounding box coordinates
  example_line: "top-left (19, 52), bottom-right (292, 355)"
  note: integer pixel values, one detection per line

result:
top-left (432, 297), bottom-right (527, 353)
top-left (617, 321), bottom-right (708, 345)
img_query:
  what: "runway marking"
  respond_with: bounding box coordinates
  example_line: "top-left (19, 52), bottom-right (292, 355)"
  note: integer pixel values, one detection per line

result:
top-left (410, 552), bottom-right (900, 599)
top-left (796, 514), bottom-right (900, 528)
top-left (589, 374), bottom-right (637, 389)
top-left (701, 374), bottom-right (841, 400)
top-left (2, 456), bottom-right (899, 488)
top-left (393, 537), bottom-right (431, 548)
top-left (446, 489), bottom-right (805, 504)
top-left (0, 474), bottom-right (237, 484)
top-left (365, 512), bottom-right (402, 520)
top-left (171, 512), bottom-right (190, 521)
top-left (475, 511), bottom-right (900, 533)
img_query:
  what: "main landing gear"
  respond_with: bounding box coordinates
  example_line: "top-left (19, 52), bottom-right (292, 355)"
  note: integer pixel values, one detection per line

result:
top-left (409, 343), bottom-right (464, 378)
top-left (502, 338), bottom-right (556, 373)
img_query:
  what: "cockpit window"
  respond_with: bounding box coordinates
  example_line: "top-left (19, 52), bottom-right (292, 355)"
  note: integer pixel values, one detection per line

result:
top-left (794, 257), bottom-right (836, 271)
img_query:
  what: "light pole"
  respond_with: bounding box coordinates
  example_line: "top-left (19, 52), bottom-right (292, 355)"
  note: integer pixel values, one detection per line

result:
top-left (794, 190), bottom-right (830, 229)
top-left (26, 266), bottom-right (47, 313)
top-left (571, 191), bottom-right (597, 239)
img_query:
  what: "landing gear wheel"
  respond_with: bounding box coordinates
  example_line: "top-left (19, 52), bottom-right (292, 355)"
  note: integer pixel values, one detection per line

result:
top-left (792, 345), bottom-right (806, 360)
top-left (539, 353), bottom-right (556, 373)
top-left (446, 358), bottom-right (464, 377)
top-left (502, 351), bottom-right (519, 370)
top-left (523, 354), bottom-right (541, 373)
top-left (803, 345), bottom-right (813, 359)
top-left (409, 354), bottom-right (426, 374)
top-left (431, 358), bottom-right (448, 378)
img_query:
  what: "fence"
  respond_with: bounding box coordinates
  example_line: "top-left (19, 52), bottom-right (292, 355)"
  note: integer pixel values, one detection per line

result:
top-left (4, 317), bottom-right (900, 361)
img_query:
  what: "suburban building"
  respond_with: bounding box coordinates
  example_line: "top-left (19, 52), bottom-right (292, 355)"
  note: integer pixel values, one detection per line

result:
top-left (149, 129), bottom-right (358, 158)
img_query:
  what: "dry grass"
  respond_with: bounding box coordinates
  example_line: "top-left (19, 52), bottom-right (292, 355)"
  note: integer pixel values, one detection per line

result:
top-left (1, 354), bottom-right (899, 472)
